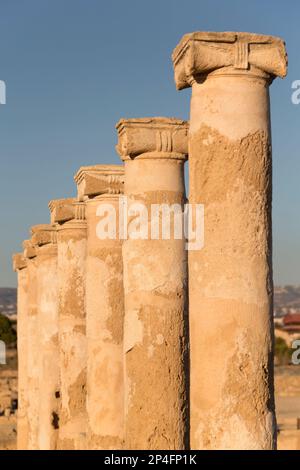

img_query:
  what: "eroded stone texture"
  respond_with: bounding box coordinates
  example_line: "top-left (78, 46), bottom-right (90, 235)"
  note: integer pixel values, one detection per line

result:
top-left (49, 198), bottom-right (76, 224)
top-left (22, 240), bottom-right (39, 450)
top-left (172, 31), bottom-right (288, 450)
top-left (116, 117), bottom-right (189, 450)
top-left (31, 224), bottom-right (60, 450)
top-left (12, 254), bottom-right (29, 450)
top-left (74, 165), bottom-right (125, 450)
top-left (56, 202), bottom-right (87, 450)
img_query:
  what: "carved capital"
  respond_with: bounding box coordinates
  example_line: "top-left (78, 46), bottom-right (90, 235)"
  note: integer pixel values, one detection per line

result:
top-left (49, 198), bottom-right (86, 224)
top-left (12, 253), bottom-right (27, 271)
top-left (49, 198), bottom-right (76, 224)
top-left (23, 240), bottom-right (37, 259)
top-left (73, 202), bottom-right (86, 221)
top-left (172, 31), bottom-right (287, 89)
top-left (116, 117), bottom-right (189, 160)
top-left (31, 224), bottom-right (57, 247)
top-left (74, 165), bottom-right (124, 201)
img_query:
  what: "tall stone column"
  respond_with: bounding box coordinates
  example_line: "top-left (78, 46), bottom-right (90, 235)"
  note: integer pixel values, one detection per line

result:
top-left (13, 253), bottom-right (29, 450)
top-left (172, 31), bottom-right (288, 449)
top-left (56, 202), bottom-right (87, 450)
top-left (116, 117), bottom-right (189, 450)
top-left (30, 224), bottom-right (59, 450)
top-left (23, 240), bottom-right (39, 450)
top-left (74, 165), bottom-right (125, 449)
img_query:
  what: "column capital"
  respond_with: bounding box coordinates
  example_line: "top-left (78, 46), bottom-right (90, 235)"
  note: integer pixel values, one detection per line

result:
top-left (172, 31), bottom-right (287, 89)
top-left (49, 198), bottom-right (76, 224)
top-left (56, 202), bottom-right (87, 233)
top-left (72, 201), bottom-right (86, 221)
top-left (31, 224), bottom-right (57, 246)
top-left (23, 240), bottom-right (37, 259)
top-left (116, 117), bottom-right (188, 160)
top-left (12, 253), bottom-right (27, 271)
top-left (50, 200), bottom-right (87, 225)
top-left (74, 165), bottom-right (124, 201)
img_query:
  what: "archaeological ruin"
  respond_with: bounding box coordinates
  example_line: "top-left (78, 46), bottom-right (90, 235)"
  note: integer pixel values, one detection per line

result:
top-left (12, 30), bottom-right (287, 450)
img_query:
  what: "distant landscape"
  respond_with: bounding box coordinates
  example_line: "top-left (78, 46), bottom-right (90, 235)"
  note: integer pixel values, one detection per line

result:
top-left (0, 289), bottom-right (17, 316)
top-left (1, 285), bottom-right (300, 317)
top-left (274, 285), bottom-right (300, 314)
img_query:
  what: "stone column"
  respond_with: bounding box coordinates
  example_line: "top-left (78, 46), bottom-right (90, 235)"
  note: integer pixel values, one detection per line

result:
top-left (56, 202), bottom-right (87, 450)
top-left (12, 253), bottom-right (29, 450)
top-left (116, 117), bottom-right (189, 450)
top-left (74, 165), bottom-right (125, 449)
top-left (22, 240), bottom-right (39, 450)
top-left (30, 224), bottom-right (59, 450)
top-left (172, 31), bottom-right (288, 449)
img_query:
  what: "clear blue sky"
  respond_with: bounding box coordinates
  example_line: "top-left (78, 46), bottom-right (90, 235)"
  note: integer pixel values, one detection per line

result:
top-left (0, 0), bottom-right (299, 287)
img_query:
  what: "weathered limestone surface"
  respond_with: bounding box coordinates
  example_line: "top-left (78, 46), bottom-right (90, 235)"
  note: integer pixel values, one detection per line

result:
top-left (116, 117), bottom-right (189, 450)
top-left (22, 240), bottom-right (39, 450)
top-left (13, 254), bottom-right (29, 450)
top-left (172, 31), bottom-right (288, 450)
top-left (49, 198), bottom-right (76, 225)
top-left (56, 202), bottom-right (87, 450)
top-left (31, 224), bottom-right (59, 450)
top-left (74, 165), bottom-right (125, 449)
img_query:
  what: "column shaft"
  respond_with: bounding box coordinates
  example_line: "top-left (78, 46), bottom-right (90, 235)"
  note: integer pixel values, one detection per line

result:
top-left (86, 195), bottom-right (124, 449)
top-left (189, 77), bottom-right (275, 449)
top-left (57, 218), bottom-right (87, 450)
top-left (13, 255), bottom-right (29, 450)
top-left (36, 243), bottom-right (59, 449)
top-left (23, 244), bottom-right (39, 450)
